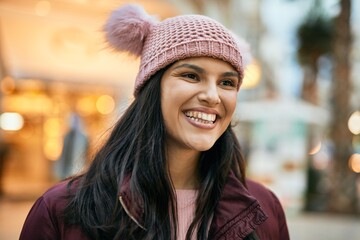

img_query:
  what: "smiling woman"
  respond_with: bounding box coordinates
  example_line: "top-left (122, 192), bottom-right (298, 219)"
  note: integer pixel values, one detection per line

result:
top-left (161, 57), bottom-right (238, 154)
top-left (19, 4), bottom-right (290, 240)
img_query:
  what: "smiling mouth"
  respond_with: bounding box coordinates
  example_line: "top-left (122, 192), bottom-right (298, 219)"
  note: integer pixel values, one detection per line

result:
top-left (184, 111), bottom-right (217, 125)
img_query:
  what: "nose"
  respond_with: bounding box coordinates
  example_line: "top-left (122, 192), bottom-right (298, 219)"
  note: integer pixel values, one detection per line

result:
top-left (198, 82), bottom-right (221, 105)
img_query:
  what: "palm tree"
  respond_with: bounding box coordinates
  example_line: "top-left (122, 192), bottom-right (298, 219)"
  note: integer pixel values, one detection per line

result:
top-left (296, 0), bottom-right (333, 105)
top-left (328, 0), bottom-right (357, 214)
top-left (296, 0), bottom-right (334, 211)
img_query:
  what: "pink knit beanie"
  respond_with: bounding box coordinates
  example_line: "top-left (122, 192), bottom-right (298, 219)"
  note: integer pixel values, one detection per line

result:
top-left (104, 4), bottom-right (251, 96)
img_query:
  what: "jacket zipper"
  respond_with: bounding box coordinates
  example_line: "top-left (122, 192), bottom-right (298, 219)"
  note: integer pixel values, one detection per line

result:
top-left (118, 196), bottom-right (146, 230)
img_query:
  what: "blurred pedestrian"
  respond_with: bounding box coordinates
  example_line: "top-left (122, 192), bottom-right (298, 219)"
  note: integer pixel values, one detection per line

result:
top-left (54, 113), bottom-right (89, 180)
top-left (20, 4), bottom-right (289, 240)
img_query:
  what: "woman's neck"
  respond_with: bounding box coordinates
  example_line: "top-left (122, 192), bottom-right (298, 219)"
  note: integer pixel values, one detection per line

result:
top-left (166, 144), bottom-right (201, 190)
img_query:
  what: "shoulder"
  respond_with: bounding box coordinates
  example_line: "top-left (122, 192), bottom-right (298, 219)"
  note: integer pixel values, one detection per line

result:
top-left (44, 180), bottom-right (73, 197)
top-left (20, 180), bottom-right (73, 239)
top-left (41, 180), bottom-right (77, 209)
top-left (30, 178), bottom-right (81, 223)
top-left (246, 179), bottom-right (290, 240)
top-left (246, 179), bottom-right (283, 215)
top-left (246, 179), bottom-right (278, 202)
top-left (20, 179), bottom-right (88, 240)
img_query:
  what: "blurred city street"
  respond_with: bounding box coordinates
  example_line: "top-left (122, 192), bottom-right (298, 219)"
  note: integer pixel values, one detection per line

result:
top-left (1, 194), bottom-right (359, 240)
top-left (0, 0), bottom-right (359, 239)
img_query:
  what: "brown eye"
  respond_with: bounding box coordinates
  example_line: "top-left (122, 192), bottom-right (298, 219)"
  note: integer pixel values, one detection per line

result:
top-left (220, 79), bottom-right (236, 88)
top-left (181, 73), bottom-right (198, 80)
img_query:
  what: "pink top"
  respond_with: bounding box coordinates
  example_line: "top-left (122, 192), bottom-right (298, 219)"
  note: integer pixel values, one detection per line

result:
top-left (176, 189), bottom-right (198, 240)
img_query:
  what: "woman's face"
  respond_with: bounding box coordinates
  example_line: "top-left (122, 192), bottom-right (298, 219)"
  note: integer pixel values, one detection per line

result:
top-left (161, 57), bottom-right (240, 152)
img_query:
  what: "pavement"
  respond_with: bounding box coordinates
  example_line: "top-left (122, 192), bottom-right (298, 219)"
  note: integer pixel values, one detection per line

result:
top-left (1, 195), bottom-right (359, 240)
top-left (286, 211), bottom-right (360, 240)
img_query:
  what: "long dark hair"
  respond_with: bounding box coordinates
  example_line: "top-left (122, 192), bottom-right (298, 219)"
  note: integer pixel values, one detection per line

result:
top-left (63, 66), bottom-right (247, 240)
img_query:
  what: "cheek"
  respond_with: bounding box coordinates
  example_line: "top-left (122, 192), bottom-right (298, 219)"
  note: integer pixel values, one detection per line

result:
top-left (160, 84), bottom-right (182, 125)
top-left (161, 79), bottom-right (193, 112)
top-left (223, 93), bottom-right (237, 117)
top-left (160, 81), bottom-right (172, 114)
top-left (161, 86), bottom-right (177, 112)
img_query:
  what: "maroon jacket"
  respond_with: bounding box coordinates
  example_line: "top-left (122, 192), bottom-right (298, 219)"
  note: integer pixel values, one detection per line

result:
top-left (20, 172), bottom-right (289, 239)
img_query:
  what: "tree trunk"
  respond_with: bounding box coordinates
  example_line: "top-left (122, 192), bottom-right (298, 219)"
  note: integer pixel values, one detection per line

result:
top-left (328, 0), bottom-right (358, 214)
top-left (301, 65), bottom-right (319, 105)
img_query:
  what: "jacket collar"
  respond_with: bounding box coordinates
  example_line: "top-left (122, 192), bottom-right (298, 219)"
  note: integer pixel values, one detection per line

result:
top-left (118, 175), bottom-right (146, 229)
top-left (208, 171), bottom-right (268, 239)
top-left (118, 171), bottom-right (268, 237)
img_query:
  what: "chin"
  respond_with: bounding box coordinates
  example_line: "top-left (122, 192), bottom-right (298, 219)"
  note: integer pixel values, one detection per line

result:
top-left (188, 141), bottom-right (216, 152)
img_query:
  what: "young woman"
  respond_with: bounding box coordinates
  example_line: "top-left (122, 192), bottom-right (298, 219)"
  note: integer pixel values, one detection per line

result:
top-left (20, 4), bottom-right (289, 240)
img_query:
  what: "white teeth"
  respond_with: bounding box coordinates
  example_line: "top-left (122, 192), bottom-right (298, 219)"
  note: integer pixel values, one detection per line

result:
top-left (184, 111), bottom-right (217, 123)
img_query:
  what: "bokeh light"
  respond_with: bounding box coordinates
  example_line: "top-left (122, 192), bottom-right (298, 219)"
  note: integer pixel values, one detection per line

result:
top-left (0, 112), bottom-right (24, 131)
top-left (309, 141), bottom-right (322, 155)
top-left (44, 138), bottom-right (62, 161)
top-left (348, 111), bottom-right (360, 135)
top-left (349, 153), bottom-right (360, 173)
top-left (242, 60), bottom-right (262, 89)
top-left (44, 118), bottom-right (62, 137)
top-left (96, 95), bottom-right (115, 115)
top-left (76, 96), bottom-right (95, 116)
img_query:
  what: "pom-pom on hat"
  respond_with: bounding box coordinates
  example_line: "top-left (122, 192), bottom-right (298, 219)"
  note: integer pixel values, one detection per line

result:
top-left (104, 4), bottom-right (251, 96)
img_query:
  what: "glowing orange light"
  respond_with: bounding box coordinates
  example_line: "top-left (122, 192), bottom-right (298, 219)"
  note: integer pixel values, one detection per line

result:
top-left (96, 95), bottom-right (115, 115)
top-left (349, 154), bottom-right (360, 173)
top-left (242, 60), bottom-right (262, 89)
top-left (76, 96), bottom-right (95, 116)
top-left (44, 118), bottom-right (63, 137)
top-left (44, 138), bottom-right (63, 161)
top-left (309, 141), bottom-right (322, 155)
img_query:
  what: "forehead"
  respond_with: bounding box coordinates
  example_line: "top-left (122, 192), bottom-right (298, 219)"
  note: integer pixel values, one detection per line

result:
top-left (170, 57), bottom-right (237, 73)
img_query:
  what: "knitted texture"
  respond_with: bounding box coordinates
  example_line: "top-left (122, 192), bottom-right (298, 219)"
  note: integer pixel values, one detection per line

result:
top-left (135, 15), bottom-right (245, 95)
top-left (176, 189), bottom-right (198, 240)
top-left (104, 4), bottom-right (249, 96)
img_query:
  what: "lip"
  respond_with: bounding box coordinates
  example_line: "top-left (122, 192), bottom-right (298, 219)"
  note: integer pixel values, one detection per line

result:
top-left (183, 107), bottom-right (220, 130)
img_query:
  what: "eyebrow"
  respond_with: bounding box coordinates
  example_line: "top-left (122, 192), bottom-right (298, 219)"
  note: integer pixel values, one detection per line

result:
top-left (173, 63), bottom-right (239, 80)
top-left (221, 72), bottom-right (240, 79)
top-left (173, 63), bottom-right (205, 74)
